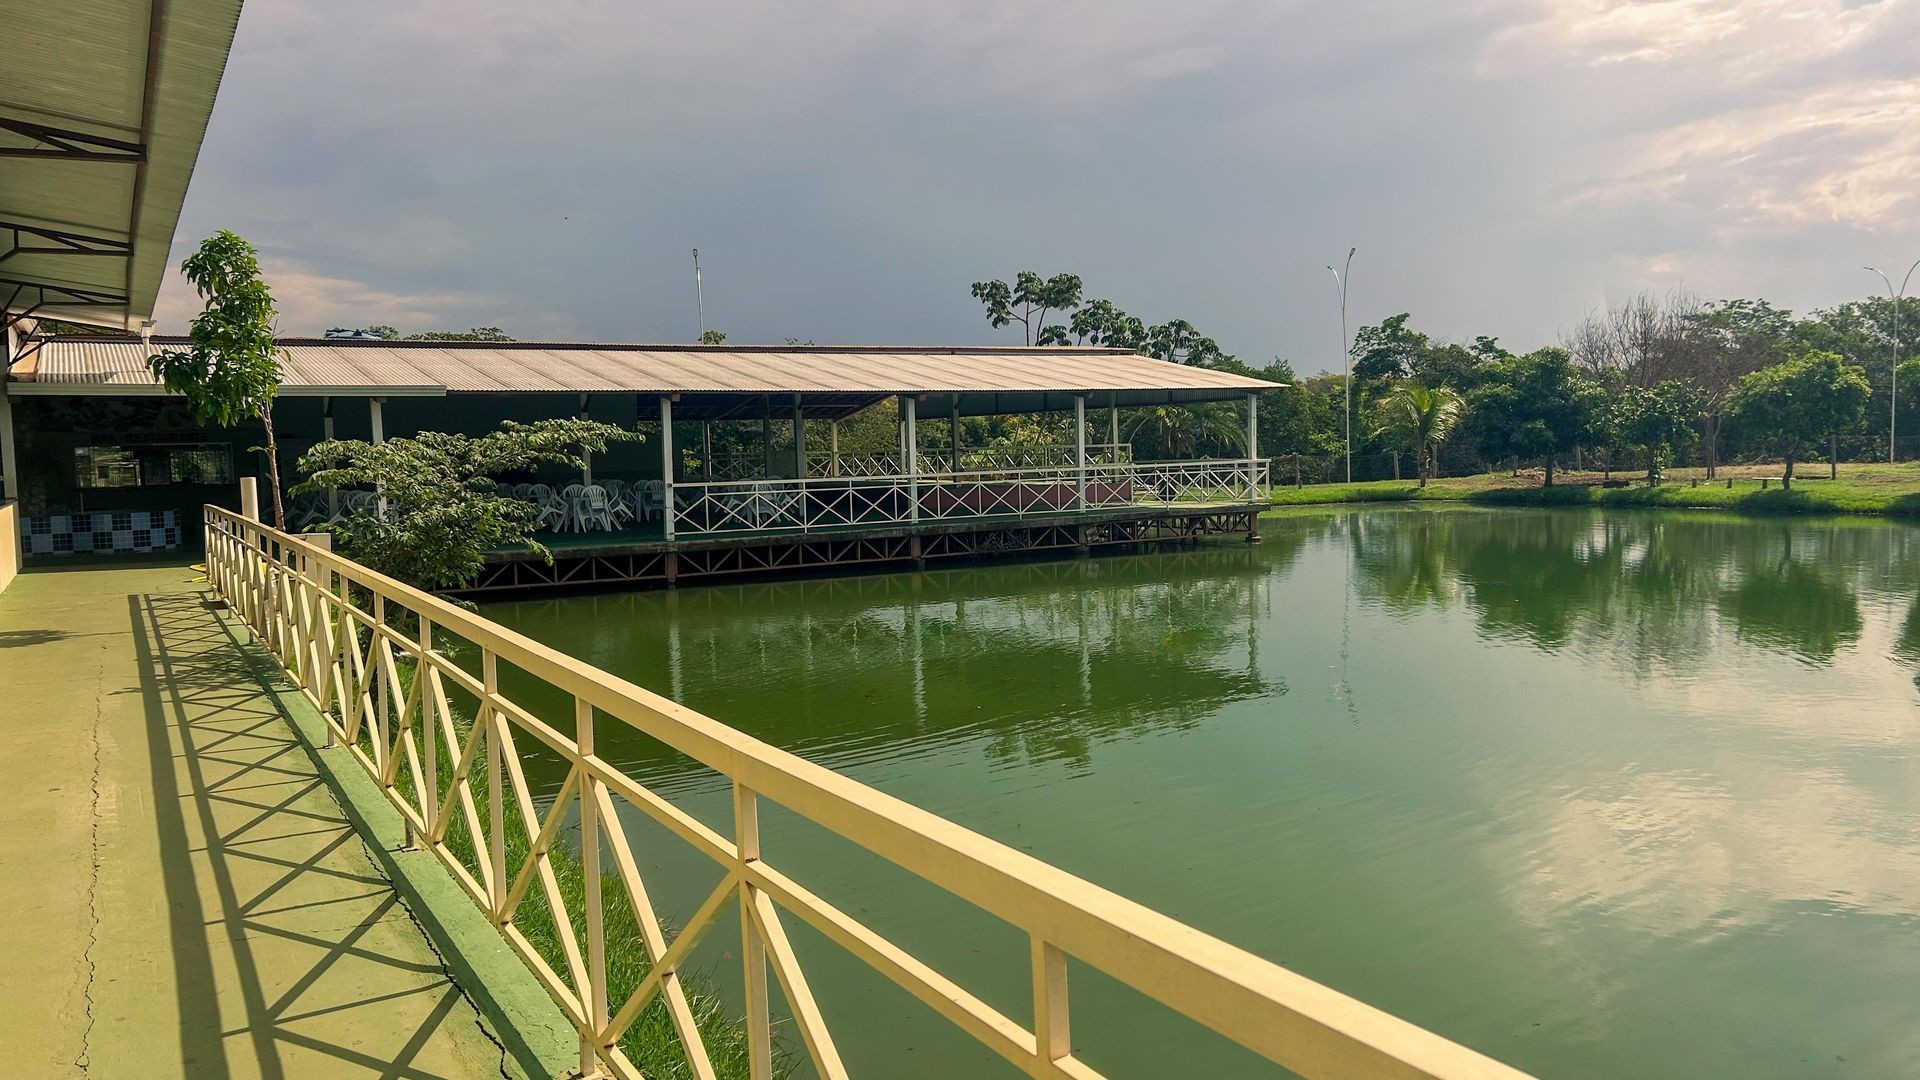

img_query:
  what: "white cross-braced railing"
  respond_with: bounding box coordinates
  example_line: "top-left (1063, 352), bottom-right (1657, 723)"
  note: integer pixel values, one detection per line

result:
top-left (671, 458), bottom-right (1269, 536)
top-left (202, 504), bottom-right (1526, 1080)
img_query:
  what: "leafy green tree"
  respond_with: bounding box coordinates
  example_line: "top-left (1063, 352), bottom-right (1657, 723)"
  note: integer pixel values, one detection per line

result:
top-left (1725, 351), bottom-right (1871, 489)
top-left (147, 231), bottom-right (290, 528)
top-left (1069, 299), bottom-right (1147, 349)
top-left (1145, 319), bottom-right (1231, 366)
top-left (294, 419), bottom-right (639, 590)
top-left (1350, 313), bottom-right (1429, 383)
top-left (1370, 381), bottom-right (1466, 486)
top-left (406, 326), bottom-right (514, 342)
top-left (1620, 380), bottom-right (1706, 484)
top-left (1464, 347), bottom-right (1602, 486)
top-left (698, 329), bottom-right (728, 344)
top-left (969, 271), bottom-right (1083, 345)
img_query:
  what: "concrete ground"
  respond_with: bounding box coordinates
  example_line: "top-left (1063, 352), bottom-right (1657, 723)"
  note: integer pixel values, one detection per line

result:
top-left (0, 561), bottom-right (512, 1078)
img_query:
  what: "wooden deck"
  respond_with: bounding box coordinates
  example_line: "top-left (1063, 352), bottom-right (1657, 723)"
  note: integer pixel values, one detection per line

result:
top-left (468, 500), bottom-right (1264, 594)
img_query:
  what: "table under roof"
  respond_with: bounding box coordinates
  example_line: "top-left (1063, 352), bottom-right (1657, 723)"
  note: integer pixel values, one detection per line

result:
top-left (8, 337), bottom-right (1281, 418)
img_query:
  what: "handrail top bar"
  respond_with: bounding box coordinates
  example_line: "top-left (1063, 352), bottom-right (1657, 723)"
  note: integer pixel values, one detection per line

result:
top-left (671, 457), bottom-right (1261, 491)
top-left (204, 505), bottom-right (1527, 1079)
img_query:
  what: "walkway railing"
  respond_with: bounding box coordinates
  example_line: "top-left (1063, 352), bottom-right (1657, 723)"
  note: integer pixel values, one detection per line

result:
top-left (672, 458), bottom-right (1269, 537)
top-left (203, 504), bottom-right (1527, 1080)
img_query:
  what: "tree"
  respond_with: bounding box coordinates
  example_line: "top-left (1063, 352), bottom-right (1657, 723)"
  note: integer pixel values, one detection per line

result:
top-left (1370, 381), bottom-right (1465, 486)
top-left (1725, 351), bottom-right (1870, 490)
top-left (1619, 380), bottom-right (1706, 484)
top-left (698, 329), bottom-right (728, 344)
top-left (147, 231), bottom-right (290, 528)
top-left (1350, 313), bottom-right (1429, 383)
top-left (1126, 403), bottom-right (1242, 459)
top-left (1464, 347), bottom-right (1602, 486)
top-left (969, 271), bottom-right (1082, 345)
top-left (293, 419), bottom-right (639, 590)
top-left (406, 326), bottom-right (514, 342)
top-left (1145, 319), bottom-right (1231, 366)
top-left (1069, 299), bottom-right (1147, 349)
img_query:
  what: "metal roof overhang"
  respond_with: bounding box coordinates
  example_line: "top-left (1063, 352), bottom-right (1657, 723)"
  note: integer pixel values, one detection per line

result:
top-left (10, 339), bottom-right (1283, 418)
top-left (0, 0), bottom-right (243, 333)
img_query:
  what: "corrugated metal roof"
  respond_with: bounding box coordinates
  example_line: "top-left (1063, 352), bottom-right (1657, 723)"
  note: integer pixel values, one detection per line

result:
top-left (0, 1), bottom-right (242, 329)
top-left (12, 338), bottom-right (1281, 403)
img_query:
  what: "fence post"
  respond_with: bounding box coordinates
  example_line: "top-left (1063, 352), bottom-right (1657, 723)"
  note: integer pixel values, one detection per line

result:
top-left (240, 476), bottom-right (259, 522)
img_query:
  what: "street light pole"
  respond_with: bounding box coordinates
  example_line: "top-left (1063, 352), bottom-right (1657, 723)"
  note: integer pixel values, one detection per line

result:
top-left (1865, 258), bottom-right (1918, 463)
top-left (1327, 248), bottom-right (1356, 483)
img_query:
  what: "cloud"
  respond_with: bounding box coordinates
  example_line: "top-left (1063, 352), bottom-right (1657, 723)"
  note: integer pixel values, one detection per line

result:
top-left (167, 0), bottom-right (1920, 364)
top-left (150, 253), bottom-right (555, 337)
top-left (1571, 79), bottom-right (1920, 232)
top-left (1480, 0), bottom-right (1897, 81)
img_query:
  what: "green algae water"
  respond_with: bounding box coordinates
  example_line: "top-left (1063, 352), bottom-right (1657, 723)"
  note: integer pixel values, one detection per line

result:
top-left (483, 506), bottom-right (1920, 1078)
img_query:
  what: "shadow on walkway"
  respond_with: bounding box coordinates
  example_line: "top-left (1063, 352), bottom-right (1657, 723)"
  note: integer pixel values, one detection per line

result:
top-left (120, 588), bottom-right (498, 1079)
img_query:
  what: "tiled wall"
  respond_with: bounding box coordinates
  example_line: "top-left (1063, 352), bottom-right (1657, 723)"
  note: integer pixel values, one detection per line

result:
top-left (24, 509), bottom-right (181, 556)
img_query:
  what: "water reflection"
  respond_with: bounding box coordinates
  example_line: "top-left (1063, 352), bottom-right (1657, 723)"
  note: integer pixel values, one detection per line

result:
top-left (1345, 508), bottom-right (1920, 672)
top-left (491, 543), bottom-right (1297, 785)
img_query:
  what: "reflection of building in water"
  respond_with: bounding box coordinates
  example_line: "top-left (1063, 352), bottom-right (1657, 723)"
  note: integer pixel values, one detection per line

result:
top-left (493, 545), bottom-right (1289, 788)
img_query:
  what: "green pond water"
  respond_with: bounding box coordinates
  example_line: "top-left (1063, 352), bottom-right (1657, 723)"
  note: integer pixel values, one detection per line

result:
top-left (481, 506), bottom-right (1920, 1078)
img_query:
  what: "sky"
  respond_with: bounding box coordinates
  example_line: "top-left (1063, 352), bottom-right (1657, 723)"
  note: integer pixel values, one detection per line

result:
top-left (156, 0), bottom-right (1920, 373)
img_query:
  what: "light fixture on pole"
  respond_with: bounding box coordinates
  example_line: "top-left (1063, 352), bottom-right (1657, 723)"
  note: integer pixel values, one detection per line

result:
top-left (1327, 248), bottom-right (1356, 484)
top-left (1865, 259), bottom-right (1918, 463)
top-left (693, 248), bottom-right (705, 337)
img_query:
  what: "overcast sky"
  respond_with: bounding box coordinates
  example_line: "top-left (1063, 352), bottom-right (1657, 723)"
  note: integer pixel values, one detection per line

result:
top-left (156, 0), bottom-right (1920, 372)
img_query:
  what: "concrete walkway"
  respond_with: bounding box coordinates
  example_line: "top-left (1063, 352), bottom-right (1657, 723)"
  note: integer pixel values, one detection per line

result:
top-left (0, 562), bottom-right (510, 1079)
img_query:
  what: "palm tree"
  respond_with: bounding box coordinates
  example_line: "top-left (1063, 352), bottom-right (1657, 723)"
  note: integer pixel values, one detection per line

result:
top-left (1126, 403), bottom-right (1243, 459)
top-left (1371, 381), bottom-right (1466, 486)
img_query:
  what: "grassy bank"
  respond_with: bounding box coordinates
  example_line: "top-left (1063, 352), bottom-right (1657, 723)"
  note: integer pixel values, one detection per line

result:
top-left (1264, 461), bottom-right (1920, 518)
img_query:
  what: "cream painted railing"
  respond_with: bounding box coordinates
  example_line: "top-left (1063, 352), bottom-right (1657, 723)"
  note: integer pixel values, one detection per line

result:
top-left (202, 504), bottom-right (1528, 1080)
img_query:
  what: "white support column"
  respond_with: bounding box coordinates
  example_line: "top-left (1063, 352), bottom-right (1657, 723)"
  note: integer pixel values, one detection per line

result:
top-left (1109, 393), bottom-right (1120, 458)
top-left (1074, 394), bottom-right (1087, 509)
top-left (659, 396), bottom-right (676, 540)
top-left (579, 393), bottom-right (593, 484)
top-left (792, 400), bottom-right (806, 478)
top-left (322, 397), bottom-right (339, 520)
top-left (950, 407), bottom-right (961, 472)
top-left (903, 395), bottom-right (919, 522)
top-left (370, 397), bottom-right (387, 518)
top-left (828, 419), bottom-right (840, 477)
top-left (1246, 391), bottom-right (1260, 501)
top-left (239, 476), bottom-right (260, 522)
top-left (701, 421), bottom-right (713, 481)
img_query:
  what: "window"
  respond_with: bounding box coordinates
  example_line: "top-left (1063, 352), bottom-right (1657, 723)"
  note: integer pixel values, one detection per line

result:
top-left (74, 443), bottom-right (235, 489)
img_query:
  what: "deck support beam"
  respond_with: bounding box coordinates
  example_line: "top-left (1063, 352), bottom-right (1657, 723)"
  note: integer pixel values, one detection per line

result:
top-left (660, 395), bottom-right (676, 540)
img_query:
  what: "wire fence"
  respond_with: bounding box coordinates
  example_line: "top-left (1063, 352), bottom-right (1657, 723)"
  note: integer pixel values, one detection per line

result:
top-left (1264, 434), bottom-right (1920, 489)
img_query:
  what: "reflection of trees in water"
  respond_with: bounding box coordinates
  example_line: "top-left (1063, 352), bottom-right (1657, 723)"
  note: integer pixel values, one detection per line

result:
top-left (487, 542), bottom-right (1302, 786)
top-left (1347, 509), bottom-right (1918, 673)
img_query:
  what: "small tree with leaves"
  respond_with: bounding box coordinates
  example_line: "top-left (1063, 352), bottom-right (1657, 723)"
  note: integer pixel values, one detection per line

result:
top-left (294, 419), bottom-right (639, 590)
top-left (1725, 351), bottom-right (1870, 490)
top-left (970, 271), bottom-right (1082, 345)
top-left (148, 231), bottom-right (289, 528)
top-left (698, 329), bottom-right (728, 344)
top-left (1620, 379), bottom-right (1706, 484)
